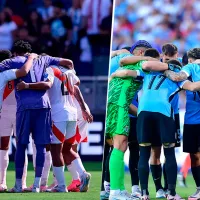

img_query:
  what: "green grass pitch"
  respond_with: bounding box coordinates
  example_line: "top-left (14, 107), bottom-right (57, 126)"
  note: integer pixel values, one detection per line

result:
top-left (0, 162), bottom-right (196, 200)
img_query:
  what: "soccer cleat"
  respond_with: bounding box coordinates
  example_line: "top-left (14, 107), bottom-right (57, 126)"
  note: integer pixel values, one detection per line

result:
top-left (167, 194), bottom-right (185, 200)
top-left (67, 179), bottom-right (81, 192)
top-left (188, 187), bottom-right (200, 200)
top-left (80, 172), bottom-right (91, 192)
top-left (100, 191), bottom-right (110, 200)
top-left (109, 190), bottom-right (136, 200)
top-left (141, 195), bottom-right (150, 200)
top-left (8, 186), bottom-right (22, 193)
top-left (104, 181), bottom-right (111, 193)
top-left (178, 173), bottom-right (187, 187)
top-left (47, 182), bottom-right (58, 190)
top-left (32, 186), bottom-right (40, 193)
top-left (165, 190), bottom-right (170, 198)
top-left (156, 189), bottom-right (166, 198)
top-left (23, 185), bottom-right (33, 192)
top-left (0, 184), bottom-right (7, 192)
top-left (131, 186), bottom-right (141, 198)
top-left (49, 185), bottom-right (67, 193)
top-left (40, 185), bottom-right (48, 192)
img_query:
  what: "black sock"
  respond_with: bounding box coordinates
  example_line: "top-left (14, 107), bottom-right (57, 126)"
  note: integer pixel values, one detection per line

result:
top-left (138, 146), bottom-right (151, 195)
top-left (105, 146), bottom-right (113, 182)
top-left (129, 142), bottom-right (139, 186)
top-left (101, 143), bottom-right (111, 191)
top-left (164, 147), bottom-right (177, 196)
top-left (150, 164), bottom-right (163, 191)
top-left (163, 163), bottom-right (168, 190)
top-left (191, 166), bottom-right (200, 187)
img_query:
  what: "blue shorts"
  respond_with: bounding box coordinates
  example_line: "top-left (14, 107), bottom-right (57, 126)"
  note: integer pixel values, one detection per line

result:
top-left (16, 108), bottom-right (52, 144)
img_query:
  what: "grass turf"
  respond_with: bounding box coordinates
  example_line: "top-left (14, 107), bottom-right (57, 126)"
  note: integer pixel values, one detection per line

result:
top-left (1, 162), bottom-right (196, 200)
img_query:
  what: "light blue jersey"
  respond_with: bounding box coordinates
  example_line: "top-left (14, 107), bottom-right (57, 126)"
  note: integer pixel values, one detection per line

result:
top-left (137, 70), bottom-right (185, 117)
top-left (182, 63), bottom-right (200, 124)
top-left (109, 53), bottom-right (132, 75)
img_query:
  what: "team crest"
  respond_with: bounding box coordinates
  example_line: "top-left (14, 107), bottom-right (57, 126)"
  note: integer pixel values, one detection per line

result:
top-left (125, 126), bottom-right (129, 133)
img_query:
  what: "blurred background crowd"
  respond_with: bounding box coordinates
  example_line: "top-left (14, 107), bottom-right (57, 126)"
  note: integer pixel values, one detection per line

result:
top-left (113, 0), bottom-right (200, 56)
top-left (0, 0), bottom-right (113, 76)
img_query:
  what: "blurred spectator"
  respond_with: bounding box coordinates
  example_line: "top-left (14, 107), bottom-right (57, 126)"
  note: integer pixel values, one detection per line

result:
top-left (0, 0), bottom-right (112, 76)
top-left (37, 0), bottom-right (54, 22)
top-left (0, 9), bottom-right (17, 49)
top-left (113, 0), bottom-right (200, 56)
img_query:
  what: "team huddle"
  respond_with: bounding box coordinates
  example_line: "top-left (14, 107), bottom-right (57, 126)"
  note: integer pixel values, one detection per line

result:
top-left (101, 40), bottom-right (200, 200)
top-left (0, 40), bottom-right (93, 193)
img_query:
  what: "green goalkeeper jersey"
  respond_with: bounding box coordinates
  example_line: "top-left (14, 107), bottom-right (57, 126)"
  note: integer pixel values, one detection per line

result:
top-left (108, 59), bottom-right (144, 107)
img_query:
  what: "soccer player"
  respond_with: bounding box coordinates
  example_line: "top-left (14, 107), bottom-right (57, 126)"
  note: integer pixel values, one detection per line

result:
top-left (111, 55), bottom-right (200, 200)
top-left (106, 48), bottom-right (158, 200)
top-left (0, 40), bottom-right (74, 193)
top-left (162, 48), bottom-right (200, 200)
top-left (16, 66), bottom-right (92, 193)
top-left (0, 50), bottom-right (37, 192)
top-left (150, 44), bottom-right (181, 198)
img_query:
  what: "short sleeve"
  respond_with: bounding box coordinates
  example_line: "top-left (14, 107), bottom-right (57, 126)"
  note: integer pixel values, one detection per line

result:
top-left (44, 56), bottom-right (61, 67)
top-left (45, 67), bottom-right (54, 83)
top-left (0, 59), bottom-right (14, 72)
top-left (66, 71), bottom-right (80, 85)
top-left (2, 69), bottom-right (17, 82)
top-left (177, 80), bottom-right (188, 88)
top-left (181, 64), bottom-right (193, 77)
top-left (136, 69), bottom-right (145, 78)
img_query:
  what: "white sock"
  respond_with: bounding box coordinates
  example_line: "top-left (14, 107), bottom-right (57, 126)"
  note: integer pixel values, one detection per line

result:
top-left (22, 152), bottom-right (28, 188)
top-left (104, 181), bottom-right (110, 193)
top-left (53, 166), bottom-right (66, 187)
top-left (110, 189), bottom-right (120, 195)
top-left (33, 177), bottom-right (41, 188)
top-left (71, 158), bottom-right (85, 177)
top-left (132, 185), bottom-right (140, 193)
top-left (0, 150), bottom-right (9, 186)
top-left (53, 173), bottom-right (58, 185)
top-left (67, 163), bottom-right (79, 180)
top-left (41, 151), bottom-right (52, 186)
top-left (32, 140), bottom-right (36, 169)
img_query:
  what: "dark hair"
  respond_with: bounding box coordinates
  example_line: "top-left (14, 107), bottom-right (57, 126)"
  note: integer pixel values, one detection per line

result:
top-left (144, 48), bottom-right (160, 58)
top-left (53, 1), bottom-right (64, 8)
top-left (122, 46), bottom-right (131, 51)
top-left (12, 40), bottom-right (32, 54)
top-left (187, 48), bottom-right (200, 60)
top-left (182, 52), bottom-right (188, 66)
top-left (0, 50), bottom-right (12, 62)
top-left (167, 59), bottom-right (182, 67)
top-left (162, 43), bottom-right (178, 56)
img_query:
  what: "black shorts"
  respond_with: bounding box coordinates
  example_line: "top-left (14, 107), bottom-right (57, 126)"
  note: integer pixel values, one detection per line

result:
top-left (128, 117), bottom-right (138, 144)
top-left (183, 124), bottom-right (200, 153)
top-left (137, 111), bottom-right (176, 146)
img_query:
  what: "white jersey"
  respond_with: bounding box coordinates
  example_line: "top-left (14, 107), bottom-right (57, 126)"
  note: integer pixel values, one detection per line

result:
top-left (0, 69), bottom-right (17, 111)
top-left (74, 98), bottom-right (90, 121)
top-left (47, 66), bottom-right (79, 122)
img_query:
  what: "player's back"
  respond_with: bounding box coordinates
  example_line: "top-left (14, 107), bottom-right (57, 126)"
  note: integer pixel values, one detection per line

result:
top-left (48, 66), bottom-right (79, 122)
top-left (138, 70), bottom-right (184, 117)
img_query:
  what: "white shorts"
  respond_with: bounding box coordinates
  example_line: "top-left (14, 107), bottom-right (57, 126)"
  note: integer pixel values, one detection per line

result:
top-left (0, 107), bottom-right (16, 137)
top-left (75, 119), bottom-right (88, 144)
top-left (52, 121), bottom-right (77, 144)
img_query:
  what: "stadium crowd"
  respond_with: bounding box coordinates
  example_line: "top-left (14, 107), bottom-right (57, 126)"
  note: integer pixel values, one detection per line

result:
top-left (113, 0), bottom-right (200, 56)
top-left (0, 0), bottom-right (112, 75)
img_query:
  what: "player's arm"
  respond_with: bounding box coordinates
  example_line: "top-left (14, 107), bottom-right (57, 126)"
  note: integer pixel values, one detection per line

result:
top-left (74, 85), bottom-right (93, 123)
top-left (120, 56), bottom-right (157, 67)
top-left (15, 53), bottom-right (38, 78)
top-left (182, 81), bottom-right (200, 92)
top-left (111, 49), bottom-right (129, 58)
top-left (110, 69), bottom-right (138, 80)
top-left (16, 80), bottom-right (53, 91)
top-left (164, 70), bottom-right (188, 82)
top-left (142, 61), bottom-right (168, 71)
top-left (129, 104), bottom-right (137, 117)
